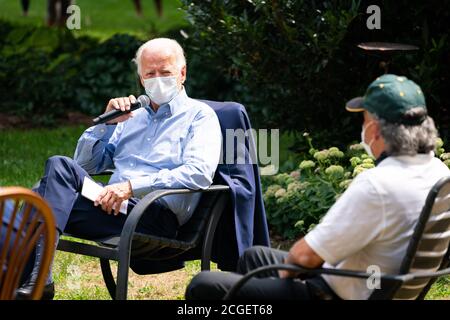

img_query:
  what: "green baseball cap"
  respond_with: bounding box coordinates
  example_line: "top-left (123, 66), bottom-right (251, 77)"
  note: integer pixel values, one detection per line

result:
top-left (346, 74), bottom-right (427, 125)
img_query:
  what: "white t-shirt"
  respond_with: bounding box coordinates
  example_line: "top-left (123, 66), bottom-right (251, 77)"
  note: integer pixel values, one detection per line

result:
top-left (304, 153), bottom-right (450, 300)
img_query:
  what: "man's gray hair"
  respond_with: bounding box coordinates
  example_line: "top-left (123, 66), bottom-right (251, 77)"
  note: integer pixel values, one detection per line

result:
top-left (133, 38), bottom-right (186, 76)
top-left (372, 108), bottom-right (438, 156)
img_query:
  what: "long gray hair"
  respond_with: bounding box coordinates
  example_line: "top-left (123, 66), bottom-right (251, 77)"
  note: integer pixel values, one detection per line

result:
top-left (373, 107), bottom-right (438, 156)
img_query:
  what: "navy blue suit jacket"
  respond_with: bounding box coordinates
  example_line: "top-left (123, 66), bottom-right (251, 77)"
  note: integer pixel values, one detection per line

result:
top-left (201, 100), bottom-right (270, 271)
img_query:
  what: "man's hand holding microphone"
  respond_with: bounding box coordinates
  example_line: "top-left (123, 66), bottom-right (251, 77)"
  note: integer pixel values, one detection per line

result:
top-left (93, 94), bottom-right (150, 215)
top-left (93, 94), bottom-right (150, 125)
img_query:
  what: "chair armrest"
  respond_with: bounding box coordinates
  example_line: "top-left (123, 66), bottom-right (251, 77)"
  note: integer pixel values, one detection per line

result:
top-left (223, 263), bottom-right (450, 300)
top-left (117, 185), bottom-right (230, 261)
top-left (123, 184), bottom-right (230, 235)
top-left (398, 266), bottom-right (450, 280)
top-left (223, 264), bottom-right (375, 300)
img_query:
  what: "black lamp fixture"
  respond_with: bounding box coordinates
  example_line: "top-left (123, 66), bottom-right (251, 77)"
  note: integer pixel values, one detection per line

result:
top-left (357, 42), bottom-right (419, 74)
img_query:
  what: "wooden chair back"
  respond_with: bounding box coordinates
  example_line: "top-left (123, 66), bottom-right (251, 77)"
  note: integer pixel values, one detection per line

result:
top-left (0, 187), bottom-right (56, 300)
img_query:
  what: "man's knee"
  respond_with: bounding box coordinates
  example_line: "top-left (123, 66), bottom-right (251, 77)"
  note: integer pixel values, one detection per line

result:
top-left (186, 271), bottom-right (243, 300)
top-left (45, 155), bottom-right (76, 173)
top-left (43, 155), bottom-right (84, 189)
top-left (237, 246), bottom-right (270, 273)
top-left (185, 271), bottom-right (211, 300)
top-left (47, 155), bottom-right (73, 165)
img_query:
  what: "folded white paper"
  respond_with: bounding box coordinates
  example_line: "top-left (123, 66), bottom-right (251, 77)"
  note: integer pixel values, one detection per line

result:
top-left (81, 177), bottom-right (128, 215)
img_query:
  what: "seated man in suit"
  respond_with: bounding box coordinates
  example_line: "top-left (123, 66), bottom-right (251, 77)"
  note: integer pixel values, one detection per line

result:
top-left (186, 74), bottom-right (450, 300)
top-left (16, 38), bottom-right (222, 299)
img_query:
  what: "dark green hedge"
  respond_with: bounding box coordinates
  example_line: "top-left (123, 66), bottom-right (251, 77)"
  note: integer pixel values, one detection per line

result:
top-left (0, 19), bottom-right (234, 126)
top-left (0, 21), bottom-right (142, 125)
top-left (181, 0), bottom-right (450, 146)
top-left (1, 0), bottom-right (449, 143)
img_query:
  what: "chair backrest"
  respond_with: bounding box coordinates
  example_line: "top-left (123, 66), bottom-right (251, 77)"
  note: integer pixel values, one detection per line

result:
top-left (0, 187), bottom-right (56, 300)
top-left (199, 99), bottom-right (271, 271)
top-left (176, 191), bottom-right (221, 244)
top-left (382, 176), bottom-right (450, 300)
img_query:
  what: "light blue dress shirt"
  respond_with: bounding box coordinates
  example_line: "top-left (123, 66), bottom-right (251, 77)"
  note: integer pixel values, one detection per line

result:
top-left (73, 89), bottom-right (222, 225)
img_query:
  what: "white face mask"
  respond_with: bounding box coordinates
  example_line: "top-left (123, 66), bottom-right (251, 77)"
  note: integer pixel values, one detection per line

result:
top-left (361, 121), bottom-right (375, 158)
top-left (143, 76), bottom-right (179, 106)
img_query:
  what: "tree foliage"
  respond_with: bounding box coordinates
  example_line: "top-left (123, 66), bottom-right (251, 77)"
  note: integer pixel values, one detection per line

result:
top-left (182, 0), bottom-right (450, 144)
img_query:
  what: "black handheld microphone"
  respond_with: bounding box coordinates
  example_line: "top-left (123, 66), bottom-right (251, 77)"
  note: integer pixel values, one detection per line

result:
top-left (93, 95), bottom-right (151, 124)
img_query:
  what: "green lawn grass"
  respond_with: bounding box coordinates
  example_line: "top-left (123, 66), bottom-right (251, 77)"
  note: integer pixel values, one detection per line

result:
top-left (0, 0), bottom-right (188, 39)
top-left (0, 126), bottom-right (85, 187)
top-left (1, 126), bottom-right (449, 299)
top-left (0, 0), bottom-right (200, 299)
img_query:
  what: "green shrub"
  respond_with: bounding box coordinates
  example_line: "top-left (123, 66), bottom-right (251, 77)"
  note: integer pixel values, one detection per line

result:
top-left (181, 0), bottom-right (450, 143)
top-left (262, 135), bottom-right (450, 240)
top-left (0, 19), bottom-right (145, 124)
top-left (0, 18), bottom-right (234, 125)
top-left (0, 22), bottom-right (78, 124)
top-left (68, 34), bottom-right (142, 115)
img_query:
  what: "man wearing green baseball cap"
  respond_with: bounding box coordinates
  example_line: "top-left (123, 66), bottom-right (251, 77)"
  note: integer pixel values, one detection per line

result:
top-left (186, 74), bottom-right (450, 300)
top-left (346, 74), bottom-right (429, 160)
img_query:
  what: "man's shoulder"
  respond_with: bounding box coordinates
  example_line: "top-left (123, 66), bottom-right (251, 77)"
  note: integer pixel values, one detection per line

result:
top-left (348, 160), bottom-right (408, 195)
top-left (185, 98), bottom-right (219, 121)
top-left (375, 155), bottom-right (449, 174)
top-left (354, 155), bottom-right (450, 191)
top-left (188, 98), bottom-right (216, 113)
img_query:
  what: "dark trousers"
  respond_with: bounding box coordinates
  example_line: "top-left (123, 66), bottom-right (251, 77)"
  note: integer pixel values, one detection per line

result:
top-left (47, 0), bottom-right (71, 27)
top-left (20, 0), bottom-right (30, 14)
top-left (1, 224), bottom-right (34, 286)
top-left (186, 246), bottom-right (340, 300)
top-left (34, 155), bottom-right (183, 274)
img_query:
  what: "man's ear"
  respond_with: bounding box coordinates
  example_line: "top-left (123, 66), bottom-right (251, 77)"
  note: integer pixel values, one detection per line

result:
top-left (180, 65), bottom-right (187, 84)
top-left (139, 75), bottom-right (144, 87)
top-left (373, 121), bottom-right (382, 140)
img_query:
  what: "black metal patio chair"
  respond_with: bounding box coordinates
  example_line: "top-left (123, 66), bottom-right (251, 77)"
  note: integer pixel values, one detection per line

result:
top-left (56, 97), bottom-right (241, 300)
top-left (53, 98), bottom-right (263, 300)
top-left (225, 176), bottom-right (450, 300)
top-left (58, 182), bottom-right (230, 300)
